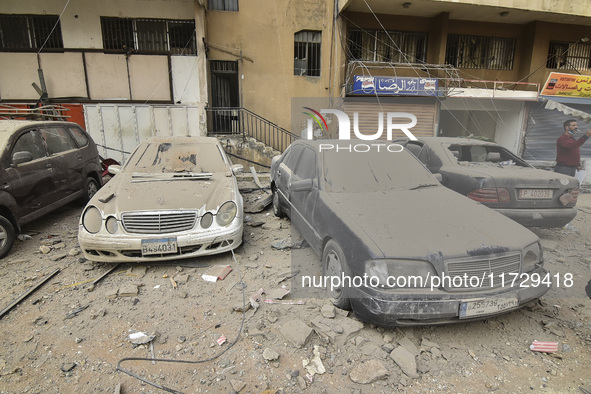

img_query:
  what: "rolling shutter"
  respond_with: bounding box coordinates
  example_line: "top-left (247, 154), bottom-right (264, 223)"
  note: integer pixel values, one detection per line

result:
top-left (342, 97), bottom-right (437, 140)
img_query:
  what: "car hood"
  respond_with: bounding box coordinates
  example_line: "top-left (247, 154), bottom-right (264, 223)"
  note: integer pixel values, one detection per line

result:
top-left (327, 186), bottom-right (538, 259)
top-left (90, 172), bottom-right (238, 214)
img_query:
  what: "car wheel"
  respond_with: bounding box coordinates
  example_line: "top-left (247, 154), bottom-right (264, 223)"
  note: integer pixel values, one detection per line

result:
top-left (323, 239), bottom-right (351, 310)
top-left (0, 215), bottom-right (16, 259)
top-left (81, 177), bottom-right (99, 204)
top-left (272, 187), bottom-right (285, 218)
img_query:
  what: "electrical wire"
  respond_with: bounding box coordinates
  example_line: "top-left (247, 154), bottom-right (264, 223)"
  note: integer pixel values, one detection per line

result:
top-left (116, 242), bottom-right (247, 394)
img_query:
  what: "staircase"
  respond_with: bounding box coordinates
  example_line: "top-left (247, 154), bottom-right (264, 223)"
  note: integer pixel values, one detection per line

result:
top-left (205, 107), bottom-right (299, 153)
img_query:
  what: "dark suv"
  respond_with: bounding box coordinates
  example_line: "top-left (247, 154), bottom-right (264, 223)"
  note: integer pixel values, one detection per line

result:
top-left (0, 120), bottom-right (102, 258)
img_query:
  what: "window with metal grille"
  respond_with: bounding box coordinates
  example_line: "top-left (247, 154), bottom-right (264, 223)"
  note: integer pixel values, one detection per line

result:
top-left (547, 41), bottom-right (591, 71)
top-left (294, 30), bottom-right (321, 77)
top-left (445, 34), bottom-right (515, 70)
top-left (0, 14), bottom-right (63, 50)
top-left (348, 29), bottom-right (427, 63)
top-left (209, 0), bottom-right (239, 11)
top-left (100, 17), bottom-right (197, 55)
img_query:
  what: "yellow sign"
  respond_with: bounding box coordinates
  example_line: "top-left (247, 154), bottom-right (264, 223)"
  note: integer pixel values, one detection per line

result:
top-left (541, 72), bottom-right (591, 98)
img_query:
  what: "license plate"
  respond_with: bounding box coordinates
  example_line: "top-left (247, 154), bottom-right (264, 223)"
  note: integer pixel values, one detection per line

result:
top-left (141, 237), bottom-right (178, 256)
top-left (459, 297), bottom-right (518, 318)
top-left (518, 189), bottom-right (552, 199)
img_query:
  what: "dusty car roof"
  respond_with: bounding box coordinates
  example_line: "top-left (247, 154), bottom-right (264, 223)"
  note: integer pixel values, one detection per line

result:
top-left (414, 136), bottom-right (497, 146)
top-left (0, 119), bottom-right (81, 153)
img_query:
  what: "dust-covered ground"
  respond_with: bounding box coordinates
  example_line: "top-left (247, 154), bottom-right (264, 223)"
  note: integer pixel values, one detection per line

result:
top-left (0, 178), bottom-right (590, 394)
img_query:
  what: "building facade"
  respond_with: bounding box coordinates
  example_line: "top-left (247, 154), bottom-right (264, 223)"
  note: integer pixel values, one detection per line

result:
top-left (2, 0), bottom-right (591, 162)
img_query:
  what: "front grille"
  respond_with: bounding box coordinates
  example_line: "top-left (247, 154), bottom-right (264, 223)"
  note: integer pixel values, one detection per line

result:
top-left (444, 253), bottom-right (521, 290)
top-left (122, 211), bottom-right (197, 234)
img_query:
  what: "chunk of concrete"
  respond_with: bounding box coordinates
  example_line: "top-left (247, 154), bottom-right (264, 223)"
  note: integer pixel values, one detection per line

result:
top-left (263, 347), bottom-right (280, 361)
top-left (349, 359), bottom-right (389, 384)
top-left (390, 346), bottom-right (419, 378)
top-left (280, 319), bottom-right (314, 348)
top-left (398, 337), bottom-right (419, 356)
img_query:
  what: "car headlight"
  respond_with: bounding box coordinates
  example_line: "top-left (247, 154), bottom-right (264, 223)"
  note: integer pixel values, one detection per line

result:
top-left (82, 206), bottom-right (102, 233)
top-left (523, 241), bottom-right (543, 271)
top-left (216, 201), bottom-right (237, 227)
top-left (200, 212), bottom-right (213, 229)
top-left (105, 216), bottom-right (119, 234)
top-left (365, 259), bottom-right (436, 288)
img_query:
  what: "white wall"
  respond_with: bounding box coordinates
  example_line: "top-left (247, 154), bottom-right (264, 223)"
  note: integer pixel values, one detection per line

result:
top-left (1, 0), bottom-right (206, 105)
top-left (84, 104), bottom-right (206, 164)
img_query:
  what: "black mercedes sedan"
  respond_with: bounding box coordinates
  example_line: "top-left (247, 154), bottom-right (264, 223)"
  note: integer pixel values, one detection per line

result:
top-left (270, 139), bottom-right (550, 326)
top-left (394, 137), bottom-right (579, 228)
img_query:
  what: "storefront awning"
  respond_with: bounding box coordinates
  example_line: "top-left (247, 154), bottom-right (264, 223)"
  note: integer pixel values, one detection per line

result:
top-left (543, 98), bottom-right (591, 123)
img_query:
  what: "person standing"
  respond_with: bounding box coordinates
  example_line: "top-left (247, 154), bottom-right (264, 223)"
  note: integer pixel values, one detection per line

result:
top-left (555, 118), bottom-right (591, 177)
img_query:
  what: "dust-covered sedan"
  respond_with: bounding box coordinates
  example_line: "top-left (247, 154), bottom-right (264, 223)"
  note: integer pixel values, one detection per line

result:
top-left (78, 136), bottom-right (243, 262)
top-left (270, 139), bottom-right (550, 326)
top-left (395, 137), bottom-right (579, 228)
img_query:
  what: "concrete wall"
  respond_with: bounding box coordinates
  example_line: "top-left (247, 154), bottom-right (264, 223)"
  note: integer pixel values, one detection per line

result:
top-left (206, 0), bottom-right (340, 132)
top-left (0, 0), bottom-right (208, 107)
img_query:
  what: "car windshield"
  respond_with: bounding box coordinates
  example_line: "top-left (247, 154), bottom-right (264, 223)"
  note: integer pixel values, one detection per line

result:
top-left (447, 144), bottom-right (529, 167)
top-left (323, 148), bottom-right (437, 193)
top-left (125, 141), bottom-right (228, 175)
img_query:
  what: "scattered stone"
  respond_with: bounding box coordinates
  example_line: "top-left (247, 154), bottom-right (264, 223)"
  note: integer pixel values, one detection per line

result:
top-left (39, 245), bottom-right (51, 254)
top-left (352, 336), bottom-right (367, 347)
top-left (105, 288), bottom-right (118, 299)
top-left (360, 342), bottom-right (383, 357)
top-left (53, 242), bottom-right (66, 249)
top-left (178, 336), bottom-right (186, 343)
top-left (60, 362), bottom-right (76, 372)
top-left (421, 338), bottom-right (439, 349)
top-left (544, 322), bottom-right (565, 337)
top-left (390, 346), bottom-right (419, 379)
top-left (303, 345), bottom-right (326, 376)
top-left (263, 348), bottom-right (280, 361)
top-left (230, 379), bottom-right (246, 392)
top-left (50, 253), bottom-right (68, 261)
top-left (118, 284), bottom-right (139, 297)
top-left (562, 343), bottom-right (572, 352)
top-left (383, 333), bottom-right (395, 343)
top-left (90, 308), bottom-right (107, 319)
top-left (174, 274), bottom-right (189, 285)
top-left (398, 337), bottom-right (419, 356)
top-left (321, 304), bottom-right (336, 319)
top-left (297, 376), bottom-right (307, 390)
top-left (280, 319), bottom-right (314, 348)
top-left (266, 288), bottom-right (290, 300)
top-left (540, 239), bottom-right (559, 251)
top-left (262, 222), bottom-right (281, 231)
top-left (349, 359), bottom-right (388, 384)
top-left (68, 248), bottom-right (80, 256)
top-left (133, 266), bottom-right (148, 277)
top-left (381, 343), bottom-right (395, 353)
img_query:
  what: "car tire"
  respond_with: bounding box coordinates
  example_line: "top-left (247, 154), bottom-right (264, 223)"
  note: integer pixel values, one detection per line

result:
top-left (81, 177), bottom-right (100, 204)
top-left (322, 239), bottom-right (351, 310)
top-left (272, 186), bottom-right (285, 218)
top-left (0, 215), bottom-right (16, 259)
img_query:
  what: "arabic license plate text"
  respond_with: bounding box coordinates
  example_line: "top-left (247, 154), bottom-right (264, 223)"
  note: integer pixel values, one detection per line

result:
top-left (459, 297), bottom-right (519, 319)
top-left (141, 238), bottom-right (178, 256)
top-left (518, 189), bottom-right (552, 199)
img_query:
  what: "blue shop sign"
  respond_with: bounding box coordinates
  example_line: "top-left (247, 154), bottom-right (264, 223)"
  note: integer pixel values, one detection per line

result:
top-left (351, 75), bottom-right (438, 96)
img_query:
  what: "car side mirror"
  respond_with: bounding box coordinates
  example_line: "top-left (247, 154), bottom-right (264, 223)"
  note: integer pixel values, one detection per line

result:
top-left (291, 179), bottom-right (314, 192)
top-left (231, 164), bottom-right (243, 174)
top-left (108, 164), bottom-right (121, 175)
top-left (433, 173), bottom-right (443, 182)
top-left (12, 151), bottom-right (33, 166)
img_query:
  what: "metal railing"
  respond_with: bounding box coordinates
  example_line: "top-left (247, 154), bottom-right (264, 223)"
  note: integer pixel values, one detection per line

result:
top-left (206, 107), bottom-right (298, 152)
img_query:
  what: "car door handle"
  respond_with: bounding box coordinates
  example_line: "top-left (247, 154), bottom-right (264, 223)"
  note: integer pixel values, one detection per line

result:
top-left (46, 163), bottom-right (52, 169)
